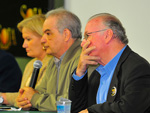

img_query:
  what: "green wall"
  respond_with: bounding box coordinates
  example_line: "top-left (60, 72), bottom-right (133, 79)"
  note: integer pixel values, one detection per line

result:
top-left (15, 57), bottom-right (32, 72)
top-left (54, 0), bottom-right (64, 8)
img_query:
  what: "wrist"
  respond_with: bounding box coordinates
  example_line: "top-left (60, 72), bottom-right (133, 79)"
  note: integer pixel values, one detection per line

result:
top-left (1, 93), bottom-right (9, 105)
top-left (76, 69), bottom-right (86, 77)
top-left (0, 96), bottom-right (4, 104)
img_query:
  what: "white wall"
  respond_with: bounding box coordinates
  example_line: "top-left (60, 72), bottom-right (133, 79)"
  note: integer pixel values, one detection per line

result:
top-left (64, 0), bottom-right (150, 62)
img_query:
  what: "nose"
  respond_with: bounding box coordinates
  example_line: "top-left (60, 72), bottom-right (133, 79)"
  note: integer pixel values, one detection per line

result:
top-left (81, 39), bottom-right (87, 47)
top-left (41, 34), bottom-right (47, 44)
top-left (22, 40), bottom-right (27, 48)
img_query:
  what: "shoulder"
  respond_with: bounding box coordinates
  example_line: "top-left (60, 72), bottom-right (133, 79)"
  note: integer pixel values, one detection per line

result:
top-left (119, 46), bottom-right (149, 68)
top-left (0, 50), bottom-right (18, 66)
top-left (42, 55), bottom-right (53, 66)
top-left (119, 48), bottom-right (150, 80)
top-left (25, 58), bottom-right (37, 69)
top-left (46, 57), bottom-right (55, 67)
top-left (0, 50), bottom-right (15, 60)
top-left (124, 50), bottom-right (149, 68)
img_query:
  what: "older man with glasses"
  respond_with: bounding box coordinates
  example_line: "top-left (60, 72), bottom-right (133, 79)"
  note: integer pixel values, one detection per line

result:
top-left (69, 13), bottom-right (150, 113)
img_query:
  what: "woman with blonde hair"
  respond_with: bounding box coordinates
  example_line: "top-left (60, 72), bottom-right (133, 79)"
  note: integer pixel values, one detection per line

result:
top-left (0, 14), bottom-right (52, 106)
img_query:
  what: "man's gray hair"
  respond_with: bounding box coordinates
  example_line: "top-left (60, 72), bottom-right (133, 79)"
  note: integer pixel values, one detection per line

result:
top-left (46, 8), bottom-right (82, 39)
top-left (89, 13), bottom-right (128, 44)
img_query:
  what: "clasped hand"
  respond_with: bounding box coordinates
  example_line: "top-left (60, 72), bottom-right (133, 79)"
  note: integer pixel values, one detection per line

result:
top-left (16, 87), bottom-right (38, 110)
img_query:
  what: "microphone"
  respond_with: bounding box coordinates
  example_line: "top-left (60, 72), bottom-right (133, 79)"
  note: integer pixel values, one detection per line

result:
top-left (29, 60), bottom-right (42, 88)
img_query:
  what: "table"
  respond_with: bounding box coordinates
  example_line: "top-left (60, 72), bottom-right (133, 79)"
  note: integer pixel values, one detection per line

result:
top-left (0, 109), bottom-right (57, 113)
top-left (0, 111), bottom-right (56, 113)
top-left (0, 105), bottom-right (56, 113)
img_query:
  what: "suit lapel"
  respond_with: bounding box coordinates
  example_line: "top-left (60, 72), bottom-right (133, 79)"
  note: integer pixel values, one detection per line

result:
top-left (88, 64), bottom-right (100, 80)
top-left (107, 46), bottom-right (132, 102)
top-left (88, 70), bottom-right (101, 106)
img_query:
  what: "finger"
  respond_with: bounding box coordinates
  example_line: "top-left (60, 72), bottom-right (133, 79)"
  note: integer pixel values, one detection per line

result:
top-left (77, 53), bottom-right (100, 67)
top-left (83, 46), bottom-right (96, 55)
top-left (86, 55), bottom-right (100, 61)
top-left (76, 55), bottom-right (99, 76)
top-left (82, 40), bottom-right (91, 50)
top-left (86, 59), bottom-right (99, 65)
top-left (81, 55), bottom-right (100, 63)
top-left (83, 58), bottom-right (99, 65)
top-left (16, 96), bottom-right (28, 102)
top-left (17, 100), bottom-right (30, 108)
top-left (19, 89), bottom-right (24, 94)
top-left (21, 103), bottom-right (32, 109)
top-left (81, 39), bottom-right (87, 47)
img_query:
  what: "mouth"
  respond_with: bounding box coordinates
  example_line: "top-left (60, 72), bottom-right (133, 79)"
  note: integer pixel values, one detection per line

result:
top-left (43, 46), bottom-right (49, 50)
top-left (26, 49), bottom-right (29, 52)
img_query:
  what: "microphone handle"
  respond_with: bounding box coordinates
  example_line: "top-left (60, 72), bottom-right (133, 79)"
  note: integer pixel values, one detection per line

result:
top-left (29, 68), bottom-right (39, 88)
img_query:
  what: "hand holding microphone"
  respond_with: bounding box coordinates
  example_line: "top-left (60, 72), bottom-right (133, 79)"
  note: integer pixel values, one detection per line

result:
top-left (29, 60), bottom-right (42, 88)
top-left (17, 60), bottom-right (42, 110)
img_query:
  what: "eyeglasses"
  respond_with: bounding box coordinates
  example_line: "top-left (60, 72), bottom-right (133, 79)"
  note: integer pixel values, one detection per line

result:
top-left (84, 29), bottom-right (107, 40)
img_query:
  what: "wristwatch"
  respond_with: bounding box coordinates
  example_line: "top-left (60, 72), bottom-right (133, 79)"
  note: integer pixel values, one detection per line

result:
top-left (0, 96), bottom-right (4, 104)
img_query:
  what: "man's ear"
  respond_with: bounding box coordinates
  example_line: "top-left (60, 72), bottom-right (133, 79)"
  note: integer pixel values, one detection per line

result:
top-left (105, 29), bottom-right (114, 44)
top-left (63, 28), bottom-right (72, 41)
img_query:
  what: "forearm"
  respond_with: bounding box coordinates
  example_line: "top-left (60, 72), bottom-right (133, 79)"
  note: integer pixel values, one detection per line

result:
top-left (31, 93), bottom-right (57, 111)
top-left (0, 92), bottom-right (18, 106)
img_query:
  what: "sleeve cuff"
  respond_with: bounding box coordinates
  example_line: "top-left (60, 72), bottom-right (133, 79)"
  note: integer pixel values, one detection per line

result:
top-left (72, 70), bottom-right (87, 81)
top-left (31, 93), bottom-right (41, 108)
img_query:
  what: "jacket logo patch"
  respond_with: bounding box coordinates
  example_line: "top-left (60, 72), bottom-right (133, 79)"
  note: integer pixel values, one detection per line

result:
top-left (111, 86), bottom-right (117, 96)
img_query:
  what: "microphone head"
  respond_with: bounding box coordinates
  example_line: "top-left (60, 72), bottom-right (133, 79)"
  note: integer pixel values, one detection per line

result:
top-left (33, 60), bottom-right (42, 68)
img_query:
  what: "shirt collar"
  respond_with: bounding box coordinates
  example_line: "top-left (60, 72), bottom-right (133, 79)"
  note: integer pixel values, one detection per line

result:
top-left (54, 52), bottom-right (66, 67)
top-left (96, 45), bottom-right (127, 76)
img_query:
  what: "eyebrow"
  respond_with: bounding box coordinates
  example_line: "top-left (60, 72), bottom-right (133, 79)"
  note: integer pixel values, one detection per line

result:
top-left (44, 29), bottom-right (51, 33)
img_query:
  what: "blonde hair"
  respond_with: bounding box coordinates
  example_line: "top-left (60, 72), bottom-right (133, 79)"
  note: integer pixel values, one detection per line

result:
top-left (17, 14), bottom-right (45, 36)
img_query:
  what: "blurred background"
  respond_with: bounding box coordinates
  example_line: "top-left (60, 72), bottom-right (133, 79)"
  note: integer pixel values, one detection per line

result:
top-left (0, 0), bottom-right (63, 72)
top-left (1, 0), bottom-right (150, 72)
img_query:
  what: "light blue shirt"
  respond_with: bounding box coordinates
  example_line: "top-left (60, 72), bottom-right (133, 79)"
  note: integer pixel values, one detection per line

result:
top-left (73, 45), bottom-right (127, 104)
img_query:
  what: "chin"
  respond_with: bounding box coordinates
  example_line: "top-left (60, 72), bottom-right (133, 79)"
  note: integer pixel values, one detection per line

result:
top-left (46, 51), bottom-right (52, 55)
top-left (27, 55), bottom-right (32, 57)
top-left (27, 53), bottom-right (32, 57)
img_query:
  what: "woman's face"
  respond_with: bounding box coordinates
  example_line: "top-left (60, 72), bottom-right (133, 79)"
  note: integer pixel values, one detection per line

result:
top-left (22, 27), bottom-right (45, 59)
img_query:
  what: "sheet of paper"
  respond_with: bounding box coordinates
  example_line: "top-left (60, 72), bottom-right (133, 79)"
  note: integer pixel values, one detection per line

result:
top-left (0, 107), bottom-right (22, 111)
